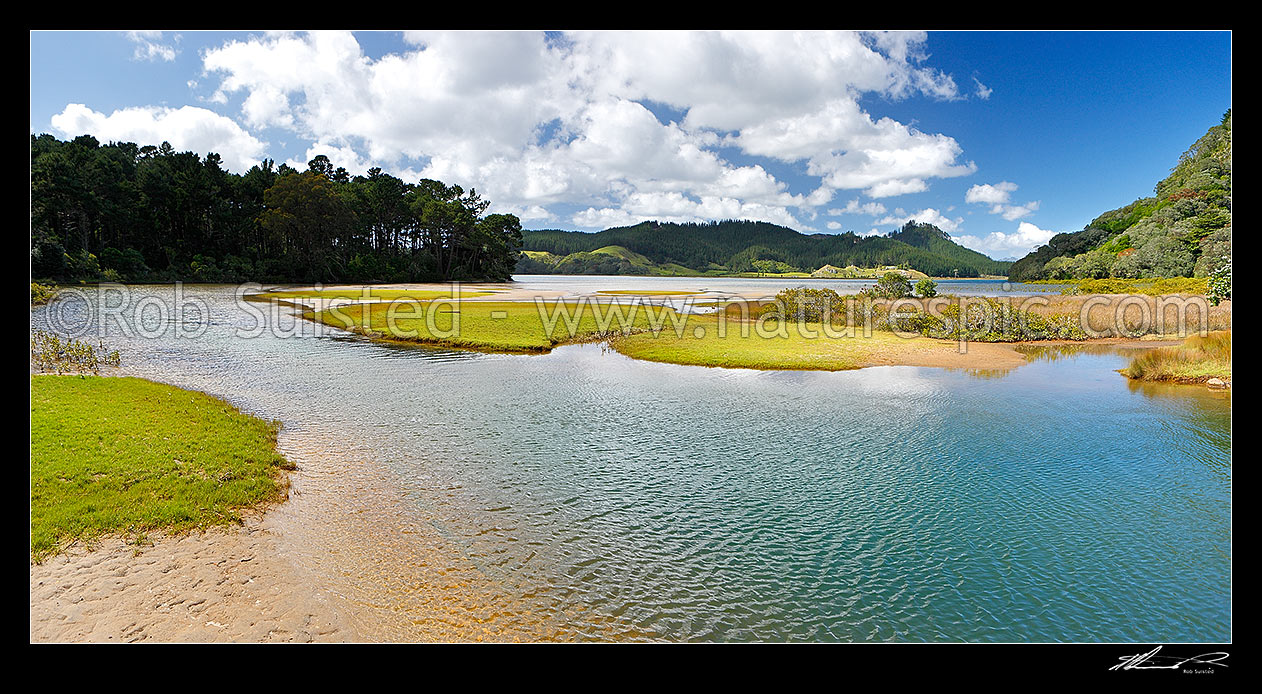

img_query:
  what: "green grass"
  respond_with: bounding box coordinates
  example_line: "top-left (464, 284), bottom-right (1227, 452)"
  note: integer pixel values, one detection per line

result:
top-left (311, 299), bottom-right (684, 353)
top-left (610, 315), bottom-right (948, 371)
top-left (249, 287), bottom-right (500, 302)
top-left (30, 376), bottom-right (294, 560)
top-left (1122, 330), bottom-right (1232, 383)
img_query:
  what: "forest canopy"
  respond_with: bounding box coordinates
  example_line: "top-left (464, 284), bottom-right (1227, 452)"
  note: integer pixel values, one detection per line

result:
top-left (30, 134), bottom-right (523, 283)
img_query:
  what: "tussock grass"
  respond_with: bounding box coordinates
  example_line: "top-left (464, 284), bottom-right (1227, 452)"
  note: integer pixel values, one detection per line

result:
top-left (30, 376), bottom-right (293, 560)
top-left (1123, 330), bottom-right (1231, 383)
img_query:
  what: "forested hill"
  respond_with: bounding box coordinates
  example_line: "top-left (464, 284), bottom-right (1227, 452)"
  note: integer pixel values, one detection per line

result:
top-left (1007, 110), bottom-right (1232, 281)
top-left (518, 220), bottom-right (1011, 278)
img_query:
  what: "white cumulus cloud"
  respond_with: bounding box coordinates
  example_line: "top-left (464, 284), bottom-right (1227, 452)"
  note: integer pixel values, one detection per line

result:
top-left (954, 221), bottom-right (1057, 258)
top-left (50, 103), bottom-right (267, 172)
top-left (966, 181), bottom-right (1040, 221)
top-left (195, 30), bottom-right (977, 229)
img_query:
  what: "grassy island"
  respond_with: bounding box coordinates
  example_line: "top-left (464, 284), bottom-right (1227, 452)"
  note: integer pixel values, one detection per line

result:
top-left (30, 376), bottom-right (294, 560)
top-left (310, 299), bottom-right (681, 352)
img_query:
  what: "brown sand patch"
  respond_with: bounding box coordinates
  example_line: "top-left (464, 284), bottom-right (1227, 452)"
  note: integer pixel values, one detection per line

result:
top-left (30, 511), bottom-right (349, 643)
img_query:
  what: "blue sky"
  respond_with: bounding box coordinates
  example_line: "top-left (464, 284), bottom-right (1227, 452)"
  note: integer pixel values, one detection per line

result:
top-left (30, 30), bottom-right (1231, 259)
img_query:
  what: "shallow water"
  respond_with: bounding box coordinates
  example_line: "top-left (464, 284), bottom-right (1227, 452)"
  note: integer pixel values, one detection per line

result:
top-left (31, 284), bottom-right (1231, 642)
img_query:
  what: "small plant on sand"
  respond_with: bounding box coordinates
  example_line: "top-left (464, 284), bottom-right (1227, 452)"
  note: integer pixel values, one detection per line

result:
top-left (30, 330), bottom-right (121, 374)
top-left (915, 278), bottom-right (938, 298)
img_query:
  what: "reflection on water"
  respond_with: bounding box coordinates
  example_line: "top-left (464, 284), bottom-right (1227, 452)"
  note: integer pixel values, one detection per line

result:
top-left (31, 285), bottom-right (1231, 642)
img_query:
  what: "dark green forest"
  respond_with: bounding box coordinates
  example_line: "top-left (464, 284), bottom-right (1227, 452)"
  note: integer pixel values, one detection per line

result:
top-left (519, 220), bottom-right (1012, 278)
top-left (1007, 111), bottom-right (1232, 281)
top-left (30, 134), bottom-right (523, 283)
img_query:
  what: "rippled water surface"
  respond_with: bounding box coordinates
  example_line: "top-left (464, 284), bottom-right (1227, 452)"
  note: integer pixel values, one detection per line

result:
top-left (32, 285), bottom-right (1231, 641)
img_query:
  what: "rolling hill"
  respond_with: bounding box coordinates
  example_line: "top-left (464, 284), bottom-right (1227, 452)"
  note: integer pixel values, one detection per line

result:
top-left (516, 219), bottom-right (1011, 278)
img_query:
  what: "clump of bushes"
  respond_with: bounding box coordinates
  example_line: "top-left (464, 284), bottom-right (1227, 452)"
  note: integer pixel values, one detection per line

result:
top-left (31, 283), bottom-right (57, 306)
top-left (758, 287), bottom-right (848, 324)
top-left (758, 288), bottom-right (1088, 342)
top-left (886, 298), bottom-right (1088, 342)
top-left (862, 272), bottom-right (913, 299)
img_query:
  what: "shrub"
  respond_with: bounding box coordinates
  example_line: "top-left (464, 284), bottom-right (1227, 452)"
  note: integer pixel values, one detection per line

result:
top-left (759, 287), bottom-right (847, 324)
top-left (865, 272), bottom-right (913, 299)
top-left (915, 278), bottom-right (938, 298)
top-left (31, 283), bottom-right (57, 306)
top-left (1207, 254), bottom-right (1231, 306)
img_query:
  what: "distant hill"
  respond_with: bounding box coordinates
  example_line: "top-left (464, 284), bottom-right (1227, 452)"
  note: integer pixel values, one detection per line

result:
top-left (517, 219), bottom-right (1011, 278)
top-left (1008, 110), bottom-right (1231, 281)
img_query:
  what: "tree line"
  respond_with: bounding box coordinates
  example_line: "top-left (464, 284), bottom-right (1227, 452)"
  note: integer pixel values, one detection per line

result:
top-left (30, 134), bottom-right (523, 283)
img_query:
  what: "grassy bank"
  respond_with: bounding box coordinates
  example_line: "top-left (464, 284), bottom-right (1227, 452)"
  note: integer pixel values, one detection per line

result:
top-left (609, 315), bottom-right (962, 371)
top-left (1122, 331), bottom-right (1232, 384)
top-left (311, 299), bottom-right (681, 352)
top-left (30, 376), bottom-right (294, 560)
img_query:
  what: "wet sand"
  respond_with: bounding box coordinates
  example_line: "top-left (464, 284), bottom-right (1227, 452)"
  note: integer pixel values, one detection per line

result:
top-left (30, 510), bottom-right (349, 642)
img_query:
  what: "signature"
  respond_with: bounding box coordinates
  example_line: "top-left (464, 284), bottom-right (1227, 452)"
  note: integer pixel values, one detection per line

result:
top-left (1110, 645), bottom-right (1229, 671)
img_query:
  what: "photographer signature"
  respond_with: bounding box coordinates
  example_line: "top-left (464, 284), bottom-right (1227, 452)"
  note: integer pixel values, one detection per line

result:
top-left (1110, 645), bottom-right (1229, 671)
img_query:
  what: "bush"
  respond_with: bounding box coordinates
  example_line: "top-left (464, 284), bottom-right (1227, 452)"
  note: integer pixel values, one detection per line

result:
top-left (915, 278), bottom-right (938, 298)
top-left (759, 287), bottom-right (847, 324)
top-left (31, 283), bottom-right (57, 306)
top-left (1207, 255), bottom-right (1231, 306)
top-left (865, 272), bottom-right (913, 299)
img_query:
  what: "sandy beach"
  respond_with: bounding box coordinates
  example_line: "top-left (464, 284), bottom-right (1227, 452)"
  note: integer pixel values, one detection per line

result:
top-left (30, 510), bottom-right (350, 642)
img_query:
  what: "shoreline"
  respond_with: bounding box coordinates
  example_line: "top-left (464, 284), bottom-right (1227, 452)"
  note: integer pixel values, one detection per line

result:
top-left (29, 369), bottom-right (604, 643)
top-left (30, 288), bottom-right (1229, 643)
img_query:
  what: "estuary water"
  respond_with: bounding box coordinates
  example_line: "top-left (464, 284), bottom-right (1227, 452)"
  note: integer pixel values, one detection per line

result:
top-left (30, 282), bottom-right (1231, 642)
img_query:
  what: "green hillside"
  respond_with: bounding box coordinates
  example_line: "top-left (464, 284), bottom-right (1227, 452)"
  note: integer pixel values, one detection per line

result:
top-left (517, 219), bottom-right (1011, 278)
top-left (1008, 110), bottom-right (1232, 281)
